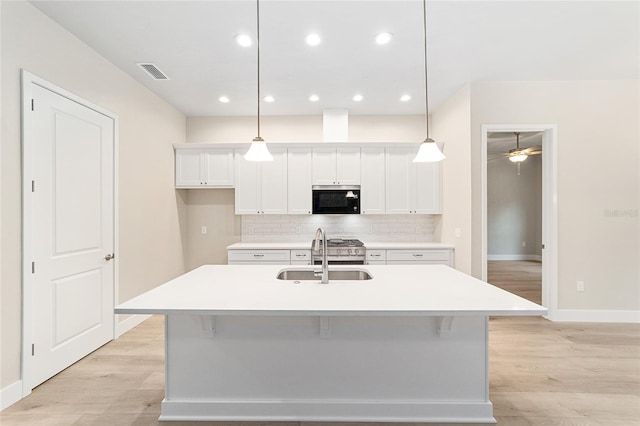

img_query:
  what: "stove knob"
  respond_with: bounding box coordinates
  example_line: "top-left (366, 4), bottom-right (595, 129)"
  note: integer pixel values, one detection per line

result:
top-left (355, 249), bottom-right (360, 255)
top-left (337, 249), bottom-right (342, 255)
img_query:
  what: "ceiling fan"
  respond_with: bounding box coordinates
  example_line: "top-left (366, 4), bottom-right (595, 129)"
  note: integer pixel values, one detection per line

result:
top-left (506, 132), bottom-right (542, 163)
top-left (488, 131), bottom-right (542, 175)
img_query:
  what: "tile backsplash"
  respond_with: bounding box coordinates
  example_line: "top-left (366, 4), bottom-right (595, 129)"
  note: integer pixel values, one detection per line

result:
top-left (241, 215), bottom-right (436, 242)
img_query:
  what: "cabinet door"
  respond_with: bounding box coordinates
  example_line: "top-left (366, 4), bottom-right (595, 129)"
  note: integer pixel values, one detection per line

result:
top-left (360, 147), bottom-right (385, 214)
top-left (312, 147), bottom-right (337, 185)
top-left (175, 149), bottom-right (204, 187)
top-left (336, 147), bottom-right (361, 185)
top-left (288, 148), bottom-right (312, 214)
top-left (260, 148), bottom-right (288, 214)
top-left (413, 161), bottom-right (441, 214)
top-left (385, 148), bottom-right (411, 214)
top-left (203, 149), bottom-right (234, 187)
top-left (234, 150), bottom-right (260, 214)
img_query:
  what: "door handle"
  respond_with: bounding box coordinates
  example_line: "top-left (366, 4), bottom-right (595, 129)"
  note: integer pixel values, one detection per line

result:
top-left (104, 253), bottom-right (115, 261)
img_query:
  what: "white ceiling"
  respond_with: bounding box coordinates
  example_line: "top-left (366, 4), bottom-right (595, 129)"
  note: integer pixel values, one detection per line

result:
top-left (29, 1), bottom-right (639, 117)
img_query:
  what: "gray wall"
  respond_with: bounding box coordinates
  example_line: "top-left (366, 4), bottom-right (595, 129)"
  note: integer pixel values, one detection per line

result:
top-left (487, 153), bottom-right (542, 258)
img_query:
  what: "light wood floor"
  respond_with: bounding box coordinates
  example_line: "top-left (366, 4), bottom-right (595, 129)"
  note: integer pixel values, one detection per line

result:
top-left (2, 262), bottom-right (639, 425)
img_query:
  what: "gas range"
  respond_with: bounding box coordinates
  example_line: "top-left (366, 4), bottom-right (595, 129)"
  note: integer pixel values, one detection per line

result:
top-left (311, 238), bottom-right (366, 264)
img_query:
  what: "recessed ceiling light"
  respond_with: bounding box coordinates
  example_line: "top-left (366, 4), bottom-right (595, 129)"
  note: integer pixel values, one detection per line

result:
top-left (352, 94), bottom-right (364, 102)
top-left (305, 33), bottom-right (322, 46)
top-left (263, 95), bottom-right (275, 103)
top-left (309, 94), bottom-right (319, 102)
top-left (375, 32), bottom-right (393, 45)
top-left (400, 94), bottom-right (411, 102)
top-left (235, 34), bottom-right (252, 47)
top-left (219, 96), bottom-right (230, 103)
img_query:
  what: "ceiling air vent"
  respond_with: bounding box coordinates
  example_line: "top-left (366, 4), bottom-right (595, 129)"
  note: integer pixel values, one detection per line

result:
top-left (137, 63), bottom-right (169, 80)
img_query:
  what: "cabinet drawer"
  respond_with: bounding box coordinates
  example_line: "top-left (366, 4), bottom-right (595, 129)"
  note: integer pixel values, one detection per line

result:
top-left (290, 250), bottom-right (311, 261)
top-left (366, 250), bottom-right (386, 261)
top-left (228, 250), bottom-right (290, 264)
top-left (386, 249), bottom-right (450, 262)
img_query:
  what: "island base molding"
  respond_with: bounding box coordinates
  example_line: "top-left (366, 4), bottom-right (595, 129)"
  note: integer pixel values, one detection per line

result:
top-left (159, 399), bottom-right (495, 423)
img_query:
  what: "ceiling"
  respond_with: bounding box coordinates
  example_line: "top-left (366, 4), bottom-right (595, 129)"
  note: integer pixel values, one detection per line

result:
top-left (29, 1), bottom-right (639, 117)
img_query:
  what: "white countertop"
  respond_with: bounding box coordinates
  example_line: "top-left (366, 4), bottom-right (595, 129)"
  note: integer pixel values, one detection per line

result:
top-left (115, 264), bottom-right (545, 317)
top-left (227, 242), bottom-right (455, 250)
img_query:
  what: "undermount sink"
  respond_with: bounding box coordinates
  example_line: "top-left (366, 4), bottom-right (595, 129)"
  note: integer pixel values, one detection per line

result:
top-left (276, 268), bottom-right (373, 281)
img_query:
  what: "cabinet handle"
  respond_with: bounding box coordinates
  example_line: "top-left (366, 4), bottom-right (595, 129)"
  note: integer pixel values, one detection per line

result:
top-left (412, 254), bottom-right (424, 257)
top-left (295, 254), bottom-right (306, 257)
top-left (253, 254), bottom-right (264, 257)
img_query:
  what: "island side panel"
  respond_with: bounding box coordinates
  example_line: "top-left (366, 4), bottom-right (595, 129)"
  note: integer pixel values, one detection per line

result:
top-left (162, 314), bottom-right (493, 422)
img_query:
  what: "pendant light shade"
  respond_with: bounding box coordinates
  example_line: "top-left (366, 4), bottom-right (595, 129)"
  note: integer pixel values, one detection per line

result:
top-left (412, 0), bottom-right (445, 163)
top-left (244, 0), bottom-right (273, 162)
top-left (414, 138), bottom-right (446, 162)
top-left (244, 136), bottom-right (274, 161)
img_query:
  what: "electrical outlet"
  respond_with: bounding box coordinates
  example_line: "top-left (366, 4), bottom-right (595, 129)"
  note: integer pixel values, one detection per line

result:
top-left (201, 226), bottom-right (207, 235)
top-left (455, 228), bottom-right (462, 238)
top-left (577, 280), bottom-right (585, 292)
top-left (522, 241), bottom-right (526, 247)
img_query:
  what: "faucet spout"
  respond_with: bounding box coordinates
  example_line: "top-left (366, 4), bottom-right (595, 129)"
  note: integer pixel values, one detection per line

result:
top-left (314, 227), bottom-right (329, 284)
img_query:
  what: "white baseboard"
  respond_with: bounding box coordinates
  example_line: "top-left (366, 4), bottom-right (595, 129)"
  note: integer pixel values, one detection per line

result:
top-left (1, 381), bottom-right (23, 411)
top-left (487, 254), bottom-right (542, 261)
top-left (116, 314), bottom-right (152, 338)
top-left (551, 309), bottom-right (640, 323)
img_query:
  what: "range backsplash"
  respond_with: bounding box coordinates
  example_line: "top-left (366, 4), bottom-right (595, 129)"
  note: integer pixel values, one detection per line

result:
top-left (241, 215), bottom-right (436, 242)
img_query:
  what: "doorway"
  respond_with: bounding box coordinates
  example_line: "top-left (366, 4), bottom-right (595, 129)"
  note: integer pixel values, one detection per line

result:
top-left (481, 124), bottom-right (558, 319)
top-left (21, 71), bottom-right (118, 393)
top-left (487, 131), bottom-right (543, 304)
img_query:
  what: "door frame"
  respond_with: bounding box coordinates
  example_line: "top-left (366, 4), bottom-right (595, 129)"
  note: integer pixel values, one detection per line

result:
top-left (481, 124), bottom-right (558, 320)
top-left (20, 70), bottom-right (119, 396)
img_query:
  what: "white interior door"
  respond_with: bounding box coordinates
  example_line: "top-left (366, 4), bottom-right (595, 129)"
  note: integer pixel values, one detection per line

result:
top-left (29, 83), bottom-right (115, 388)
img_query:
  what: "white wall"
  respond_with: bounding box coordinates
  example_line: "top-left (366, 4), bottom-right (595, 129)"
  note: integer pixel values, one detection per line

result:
top-left (1, 1), bottom-right (187, 390)
top-left (431, 85), bottom-right (472, 274)
top-left (469, 80), bottom-right (639, 311)
top-left (488, 154), bottom-right (542, 258)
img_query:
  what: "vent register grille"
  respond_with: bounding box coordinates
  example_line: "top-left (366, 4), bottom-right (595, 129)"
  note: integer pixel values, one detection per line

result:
top-left (137, 63), bottom-right (169, 80)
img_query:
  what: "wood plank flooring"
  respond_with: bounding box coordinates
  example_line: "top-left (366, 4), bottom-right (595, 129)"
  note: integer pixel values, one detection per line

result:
top-left (2, 261), bottom-right (639, 425)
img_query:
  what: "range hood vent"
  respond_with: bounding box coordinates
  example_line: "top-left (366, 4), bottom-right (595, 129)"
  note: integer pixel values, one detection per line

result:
top-left (323, 109), bottom-right (348, 142)
top-left (137, 63), bottom-right (170, 80)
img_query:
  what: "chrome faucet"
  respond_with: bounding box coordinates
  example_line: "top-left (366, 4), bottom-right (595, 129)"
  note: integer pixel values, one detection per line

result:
top-left (313, 227), bottom-right (329, 284)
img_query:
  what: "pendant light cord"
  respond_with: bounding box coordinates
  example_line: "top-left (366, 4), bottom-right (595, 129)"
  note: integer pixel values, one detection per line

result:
top-left (256, 0), bottom-right (262, 140)
top-left (422, 0), bottom-right (430, 141)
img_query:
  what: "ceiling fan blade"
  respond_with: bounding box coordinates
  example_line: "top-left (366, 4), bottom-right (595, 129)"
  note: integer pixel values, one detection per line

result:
top-left (523, 145), bottom-right (542, 154)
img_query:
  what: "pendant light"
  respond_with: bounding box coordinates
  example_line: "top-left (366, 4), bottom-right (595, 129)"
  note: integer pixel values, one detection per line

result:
top-left (244, 0), bottom-right (273, 162)
top-left (413, 0), bottom-right (445, 163)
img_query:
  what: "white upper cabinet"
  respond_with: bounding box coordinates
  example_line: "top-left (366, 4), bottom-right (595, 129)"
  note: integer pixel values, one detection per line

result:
top-left (235, 148), bottom-right (287, 214)
top-left (385, 147), bottom-right (441, 214)
top-left (312, 146), bottom-right (360, 185)
top-left (175, 148), bottom-right (234, 188)
top-left (360, 147), bottom-right (385, 214)
top-left (287, 148), bottom-right (312, 214)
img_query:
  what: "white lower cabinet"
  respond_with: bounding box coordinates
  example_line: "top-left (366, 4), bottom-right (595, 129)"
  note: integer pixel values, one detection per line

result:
top-left (290, 250), bottom-right (312, 265)
top-left (385, 249), bottom-right (453, 266)
top-left (365, 249), bottom-right (386, 265)
top-left (235, 148), bottom-right (287, 214)
top-left (228, 250), bottom-right (291, 265)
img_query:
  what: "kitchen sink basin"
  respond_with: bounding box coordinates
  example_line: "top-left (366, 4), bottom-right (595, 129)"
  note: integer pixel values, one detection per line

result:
top-left (276, 268), bottom-right (373, 281)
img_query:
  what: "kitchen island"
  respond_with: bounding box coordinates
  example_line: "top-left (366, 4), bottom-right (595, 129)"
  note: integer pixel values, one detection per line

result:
top-left (115, 264), bottom-right (546, 423)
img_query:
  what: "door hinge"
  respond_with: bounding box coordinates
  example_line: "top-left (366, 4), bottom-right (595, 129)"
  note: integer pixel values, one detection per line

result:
top-left (32, 344), bottom-right (35, 356)
top-left (31, 261), bottom-right (35, 274)
top-left (31, 180), bottom-right (35, 193)
top-left (31, 99), bottom-right (35, 111)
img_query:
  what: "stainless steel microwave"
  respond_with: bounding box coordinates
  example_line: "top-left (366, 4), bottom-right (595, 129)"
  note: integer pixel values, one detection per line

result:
top-left (312, 185), bottom-right (360, 214)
